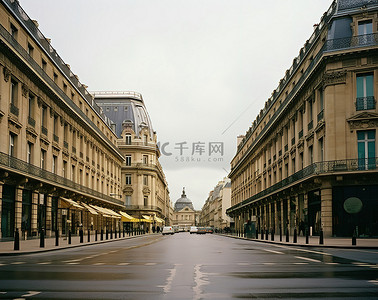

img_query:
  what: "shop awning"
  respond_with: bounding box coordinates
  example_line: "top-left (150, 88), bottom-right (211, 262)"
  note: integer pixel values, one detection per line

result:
top-left (142, 215), bottom-right (153, 223)
top-left (89, 205), bottom-right (114, 218)
top-left (61, 197), bottom-right (84, 209)
top-left (80, 202), bottom-right (98, 215)
top-left (154, 216), bottom-right (165, 224)
top-left (119, 211), bottom-right (139, 222)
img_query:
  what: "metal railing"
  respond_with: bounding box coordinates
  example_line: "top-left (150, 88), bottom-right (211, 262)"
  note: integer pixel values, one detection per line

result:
top-left (308, 120), bottom-right (313, 131)
top-left (227, 157), bottom-right (378, 214)
top-left (41, 126), bottom-right (48, 136)
top-left (317, 110), bottom-right (324, 122)
top-left (324, 33), bottom-right (378, 52)
top-left (10, 103), bottom-right (19, 116)
top-left (27, 116), bottom-right (35, 127)
top-left (53, 134), bottom-right (59, 143)
top-left (0, 151), bottom-right (123, 206)
top-left (356, 96), bottom-right (375, 111)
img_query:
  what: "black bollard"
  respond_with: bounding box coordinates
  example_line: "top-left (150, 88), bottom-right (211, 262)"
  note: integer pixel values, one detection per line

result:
top-left (123, 229), bottom-right (125, 238)
top-left (14, 228), bottom-right (20, 251)
top-left (68, 230), bottom-right (72, 244)
top-left (271, 230), bottom-right (274, 241)
top-left (261, 229), bottom-right (264, 240)
top-left (306, 230), bottom-right (309, 244)
top-left (115, 229), bottom-right (117, 239)
top-left (95, 230), bottom-right (98, 241)
top-left (285, 227), bottom-right (289, 242)
top-left (40, 228), bottom-right (45, 248)
top-left (265, 230), bottom-right (268, 240)
top-left (279, 226), bottom-right (282, 242)
top-left (110, 230), bottom-right (113, 239)
top-left (352, 227), bottom-right (357, 245)
top-left (256, 229), bottom-right (258, 239)
top-left (293, 228), bottom-right (297, 243)
top-left (80, 229), bottom-right (83, 243)
top-left (55, 230), bottom-right (59, 246)
top-left (101, 229), bottom-right (104, 241)
top-left (88, 230), bottom-right (90, 242)
top-left (319, 228), bottom-right (324, 245)
top-left (106, 230), bottom-right (109, 240)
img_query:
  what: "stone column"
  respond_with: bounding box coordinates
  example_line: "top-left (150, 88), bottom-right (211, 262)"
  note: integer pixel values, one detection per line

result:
top-left (31, 192), bottom-right (39, 236)
top-left (0, 181), bottom-right (3, 239)
top-left (15, 186), bottom-right (23, 233)
top-left (46, 195), bottom-right (52, 237)
top-left (321, 187), bottom-right (333, 237)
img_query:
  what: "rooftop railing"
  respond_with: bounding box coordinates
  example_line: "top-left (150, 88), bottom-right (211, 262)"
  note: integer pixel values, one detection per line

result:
top-left (0, 151), bottom-right (124, 207)
top-left (227, 157), bottom-right (378, 214)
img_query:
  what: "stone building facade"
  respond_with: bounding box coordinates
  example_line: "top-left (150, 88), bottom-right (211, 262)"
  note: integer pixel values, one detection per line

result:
top-left (0, 0), bottom-right (129, 239)
top-left (172, 189), bottom-right (199, 230)
top-left (227, 0), bottom-right (378, 238)
top-left (199, 178), bottom-right (231, 230)
top-left (94, 92), bottom-right (172, 230)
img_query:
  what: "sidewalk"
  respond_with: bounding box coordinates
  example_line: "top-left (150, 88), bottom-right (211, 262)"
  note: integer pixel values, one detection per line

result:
top-left (0, 232), bottom-right (150, 256)
top-left (221, 233), bottom-right (378, 249)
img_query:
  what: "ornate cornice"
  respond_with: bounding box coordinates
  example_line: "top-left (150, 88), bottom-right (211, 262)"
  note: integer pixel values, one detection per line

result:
top-left (323, 70), bottom-right (347, 87)
top-left (347, 112), bottom-right (378, 130)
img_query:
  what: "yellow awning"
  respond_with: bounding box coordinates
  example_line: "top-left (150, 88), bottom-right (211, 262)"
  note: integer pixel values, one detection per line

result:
top-left (61, 198), bottom-right (83, 209)
top-left (89, 205), bottom-right (114, 218)
top-left (154, 216), bottom-right (165, 224)
top-left (119, 211), bottom-right (139, 222)
top-left (80, 202), bottom-right (98, 215)
top-left (142, 215), bottom-right (153, 223)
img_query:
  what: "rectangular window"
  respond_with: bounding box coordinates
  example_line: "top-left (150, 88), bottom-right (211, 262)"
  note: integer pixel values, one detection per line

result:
top-left (144, 197), bottom-right (148, 206)
top-left (319, 138), bottom-right (324, 162)
top-left (143, 175), bottom-right (148, 186)
top-left (125, 174), bottom-right (131, 185)
top-left (143, 155), bottom-right (148, 165)
top-left (10, 23), bottom-right (17, 39)
top-left (125, 195), bottom-right (131, 206)
top-left (125, 155), bottom-right (131, 166)
top-left (309, 145), bottom-right (313, 164)
top-left (41, 149), bottom-right (46, 169)
top-left (27, 142), bottom-right (33, 164)
top-left (27, 43), bottom-right (34, 57)
top-left (144, 135), bottom-right (148, 145)
top-left (11, 79), bottom-right (18, 105)
top-left (28, 94), bottom-right (34, 119)
top-left (125, 134), bottom-right (132, 145)
top-left (357, 130), bottom-right (376, 170)
top-left (358, 20), bottom-right (373, 35)
top-left (356, 73), bottom-right (374, 110)
top-left (63, 161), bottom-right (67, 177)
top-left (42, 59), bottom-right (47, 71)
top-left (52, 155), bottom-right (57, 174)
top-left (9, 133), bottom-right (16, 157)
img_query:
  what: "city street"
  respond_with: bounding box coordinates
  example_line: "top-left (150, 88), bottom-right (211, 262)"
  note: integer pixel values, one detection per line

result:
top-left (0, 233), bottom-right (378, 299)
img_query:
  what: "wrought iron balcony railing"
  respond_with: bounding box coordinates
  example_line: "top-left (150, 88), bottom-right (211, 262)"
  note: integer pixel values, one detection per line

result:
top-left (27, 116), bottom-right (35, 127)
top-left (41, 126), bottom-right (48, 136)
top-left (308, 120), bottom-right (313, 131)
top-left (324, 33), bottom-right (378, 52)
top-left (356, 96), bottom-right (375, 111)
top-left (298, 129), bottom-right (303, 139)
top-left (0, 151), bottom-right (123, 206)
top-left (317, 110), bottom-right (324, 122)
top-left (53, 134), bottom-right (59, 143)
top-left (10, 103), bottom-right (19, 117)
top-left (227, 157), bottom-right (378, 214)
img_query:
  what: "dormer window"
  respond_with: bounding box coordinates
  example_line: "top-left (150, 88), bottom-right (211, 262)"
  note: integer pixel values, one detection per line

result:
top-left (125, 134), bottom-right (131, 145)
top-left (358, 20), bottom-right (372, 35)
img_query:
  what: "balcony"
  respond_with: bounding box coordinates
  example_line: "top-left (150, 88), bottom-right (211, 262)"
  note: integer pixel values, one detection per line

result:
top-left (298, 129), bottom-right (303, 139)
top-left (0, 151), bottom-right (123, 206)
top-left (308, 120), bottom-right (313, 131)
top-left (28, 116), bottom-right (35, 127)
top-left (284, 144), bottom-right (288, 152)
top-left (227, 157), bottom-right (378, 214)
top-left (53, 134), bottom-right (59, 143)
top-left (63, 141), bottom-right (68, 149)
top-left (72, 146), bottom-right (76, 154)
top-left (291, 137), bottom-right (296, 146)
top-left (324, 33), bottom-right (378, 52)
top-left (317, 110), bottom-right (324, 122)
top-left (356, 96), bottom-right (375, 111)
top-left (41, 126), bottom-right (48, 136)
top-left (9, 103), bottom-right (19, 117)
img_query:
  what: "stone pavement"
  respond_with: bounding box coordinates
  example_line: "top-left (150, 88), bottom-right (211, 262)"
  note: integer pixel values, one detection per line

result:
top-left (222, 233), bottom-right (378, 249)
top-left (0, 232), bottom-right (150, 256)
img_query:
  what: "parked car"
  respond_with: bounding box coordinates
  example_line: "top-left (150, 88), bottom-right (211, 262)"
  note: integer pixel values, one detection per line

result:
top-left (196, 227), bottom-right (207, 234)
top-left (205, 227), bottom-right (214, 234)
top-left (190, 226), bottom-right (198, 234)
top-left (162, 226), bottom-right (174, 235)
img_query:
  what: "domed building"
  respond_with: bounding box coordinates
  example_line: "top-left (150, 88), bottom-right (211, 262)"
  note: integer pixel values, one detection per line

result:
top-left (172, 188), bottom-right (199, 230)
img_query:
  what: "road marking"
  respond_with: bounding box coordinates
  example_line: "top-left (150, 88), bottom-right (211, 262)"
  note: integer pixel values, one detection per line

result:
top-left (108, 250), bottom-right (117, 253)
top-left (263, 262), bottom-right (276, 265)
top-left (66, 262), bottom-right (80, 265)
top-left (11, 262), bottom-right (26, 265)
top-left (0, 264), bottom-right (6, 266)
top-left (22, 291), bottom-right (41, 297)
top-left (273, 244), bottom-right (331, 256)
top-left (162, 264), bottom-right (178, 293)
top-left (193, 264), bottom-right (209, 300)
top-left (325, 262), bottom-right (339, 265)
top-left (37, 262), bottom-right (51, 265)
top-left (118, 262), bottom-right (130, 266)
top-left (63, 259), bottom-right (82, 263)
top-left (263, 249), bottom-right (284, 255)
top-left (145, 263), bottom-right (157, 266)
top-left (368, 280), bottom-right (378, 285)
top-left (295, 256), bottom-right (321, 263)
top-left (293, 262), bottom-right (308, 265)
top-left (93, 263), bottom-right (105, 265)
top-left (352, 262), bottom-right (370, 265)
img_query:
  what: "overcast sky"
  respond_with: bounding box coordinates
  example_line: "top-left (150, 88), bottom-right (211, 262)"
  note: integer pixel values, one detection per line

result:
top-left (21, 0), bottom-right (331, 210)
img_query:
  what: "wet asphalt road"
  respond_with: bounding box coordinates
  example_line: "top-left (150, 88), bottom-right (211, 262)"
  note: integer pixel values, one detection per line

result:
top-left (0, 233), bottom-right (378, 299)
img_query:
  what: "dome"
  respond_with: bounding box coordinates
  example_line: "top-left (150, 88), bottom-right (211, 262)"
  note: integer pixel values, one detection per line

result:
top-left (174, 188), bottom-right (194, 211)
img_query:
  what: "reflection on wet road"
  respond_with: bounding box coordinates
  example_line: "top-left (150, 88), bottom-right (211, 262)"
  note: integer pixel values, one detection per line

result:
top-left (0, 233), bottom-right (378, 299)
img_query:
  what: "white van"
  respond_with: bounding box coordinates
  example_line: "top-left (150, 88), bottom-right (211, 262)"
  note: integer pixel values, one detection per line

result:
top-left (162, 226), bottom-right (174, 235)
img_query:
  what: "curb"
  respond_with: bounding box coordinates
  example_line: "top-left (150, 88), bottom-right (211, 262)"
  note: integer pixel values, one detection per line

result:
top-left (217, 234), bottom-right (378, 250)
top-left (0, 234), bottom-right (158, 256)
